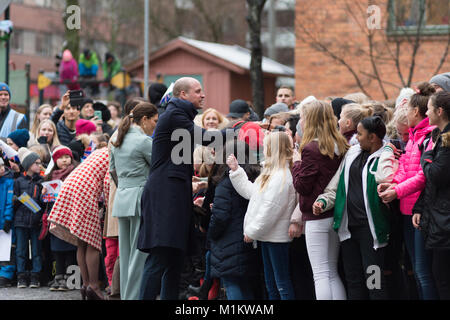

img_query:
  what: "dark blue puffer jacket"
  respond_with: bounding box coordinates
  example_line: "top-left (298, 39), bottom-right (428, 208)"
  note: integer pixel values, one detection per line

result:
top-left (208, 174), bottom-right (259, 278)
top-left (13, 173), bottom-right (43, 228)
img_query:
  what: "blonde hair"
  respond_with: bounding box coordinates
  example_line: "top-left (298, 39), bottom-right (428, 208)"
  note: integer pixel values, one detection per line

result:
top-left (77, 134), bottom-right (91, 149)
top-left (31, 104), bottom-right (53, 137)
top-left (28, 144), bottom-right (50, 168)
top-left (300, 100), bottom-right (349, 159)
top-left (343, 92), bottom-right (370, 104)
top-left (201, 108), bottom-right (225, 129)
top-left (387, 106), bottom-right (409, 139)
top-left (341, 103), bottom-right (373, 128)
top-left (361, 101), bottom-right (393, 124)
top-left (256, 131), bottom-right (293, 191)
top-left (36, 119), bottom-right (61, 150)
top-left (91, 132), bottom-right (110, 149)
top-left (268, 112), bottom-right (291, 128)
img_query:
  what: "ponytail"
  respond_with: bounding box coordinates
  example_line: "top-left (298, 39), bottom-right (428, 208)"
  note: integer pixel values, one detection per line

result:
top-left (410, 82), bottom-right (436, 118)
top-left (112, 102), bottom-right (158, 148)
top-left (112, 115), bottom-right (132, 148)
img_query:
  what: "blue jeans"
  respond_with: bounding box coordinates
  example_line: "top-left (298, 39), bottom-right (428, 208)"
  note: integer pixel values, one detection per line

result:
top-left (403, 215), bottom-right (438, 300)
top-left (260, 241), bottom-right (295, 300)
top-left (15, 227), bottom-right (42, 274)
top-left (222, 276), bottom-right (255, 300)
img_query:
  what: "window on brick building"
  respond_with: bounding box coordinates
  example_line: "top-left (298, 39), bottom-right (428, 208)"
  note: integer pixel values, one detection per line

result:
top-left (11, 29), bottom-right (24, 54)
top-left (388, 0), bottom-right (449, 35)
top-left (35, 32), bottom-right (52, 57)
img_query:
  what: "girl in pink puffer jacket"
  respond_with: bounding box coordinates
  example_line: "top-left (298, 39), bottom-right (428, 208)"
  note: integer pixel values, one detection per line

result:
top-left (392, 116), bottom-right (434, 214)
top-left (378, 82), bottom-right (439, 300)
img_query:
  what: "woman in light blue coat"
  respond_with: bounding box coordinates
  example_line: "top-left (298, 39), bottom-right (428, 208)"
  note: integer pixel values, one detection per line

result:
top-left (110, 102), bottom-right (158, 300)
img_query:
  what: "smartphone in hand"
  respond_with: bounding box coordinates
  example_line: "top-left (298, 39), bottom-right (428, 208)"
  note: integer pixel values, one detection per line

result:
top-left (69, 90), bottom-right (85, 107)
top-left (93, 110), bottom-right (103, 120)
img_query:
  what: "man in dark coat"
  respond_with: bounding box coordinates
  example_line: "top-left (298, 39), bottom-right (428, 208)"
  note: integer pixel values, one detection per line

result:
top-left (138, 77), bottom-right (223, 300)
top-left (50, 91), bottom-right (81, 146)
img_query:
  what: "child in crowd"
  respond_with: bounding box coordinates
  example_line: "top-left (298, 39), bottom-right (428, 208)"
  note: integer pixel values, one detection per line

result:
top-left (14, 148), bottom-right (44, 288)
top-left (227, 131), bottom-right (297, 300)
top-left (43, 146), bottom-right (78, 291)
top-left (0, 157), bottom-right (16, 288)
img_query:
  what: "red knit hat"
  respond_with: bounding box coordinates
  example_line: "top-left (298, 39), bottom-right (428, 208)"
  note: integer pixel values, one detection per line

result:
top-left (237, 122), bottom-right (265, 150)
top-left (52, 145), bottom-right (73, 163)
top-left (75, 119), bottom-right (97, 136)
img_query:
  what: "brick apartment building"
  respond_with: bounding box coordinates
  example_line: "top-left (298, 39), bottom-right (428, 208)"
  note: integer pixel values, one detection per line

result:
top-left (295, 0), bottom-right (450, 101)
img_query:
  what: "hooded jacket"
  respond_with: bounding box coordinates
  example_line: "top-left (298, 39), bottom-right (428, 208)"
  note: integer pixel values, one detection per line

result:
top-left (415, 124), bottom-right (450, 249)
top-left (393, 117), bottom-right (435, 215)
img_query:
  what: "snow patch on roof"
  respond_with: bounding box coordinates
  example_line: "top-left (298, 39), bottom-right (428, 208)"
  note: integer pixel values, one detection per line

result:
top-left (179, 36), bottom-right (294, 76)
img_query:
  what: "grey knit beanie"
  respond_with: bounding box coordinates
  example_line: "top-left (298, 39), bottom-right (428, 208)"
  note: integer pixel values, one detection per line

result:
top-left (18, 148), bottom-right (40, 171)
top-left (430, 72), bottom-right (450, 92)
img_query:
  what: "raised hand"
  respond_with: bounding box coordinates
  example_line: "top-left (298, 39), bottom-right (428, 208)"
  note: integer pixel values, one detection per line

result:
top-left (226, 154), bottom-right (238, 171)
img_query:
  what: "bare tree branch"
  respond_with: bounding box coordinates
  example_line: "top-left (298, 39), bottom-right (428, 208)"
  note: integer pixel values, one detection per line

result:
top-left (406, 0), bottom-right (426, 86)
top-left (434, 22), bottom-right (450, 75)
top-left (296, 20), bottom-right (372, 97)
top-left (360, 71), bottom-right (403, 89)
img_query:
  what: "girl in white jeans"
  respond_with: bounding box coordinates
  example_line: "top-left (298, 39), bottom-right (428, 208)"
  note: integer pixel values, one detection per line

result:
top-left (304, 217), bottom-right (346, 300)
top-left (291, 100), bottom-right (349, 300)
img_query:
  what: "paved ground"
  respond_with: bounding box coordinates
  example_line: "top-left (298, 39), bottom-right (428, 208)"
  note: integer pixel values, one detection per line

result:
top-left (0, 286), bottom-right (83, 300)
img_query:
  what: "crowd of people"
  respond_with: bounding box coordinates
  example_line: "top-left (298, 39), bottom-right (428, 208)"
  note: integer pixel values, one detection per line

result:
top-left (0, 70), bottom-right (449, 301)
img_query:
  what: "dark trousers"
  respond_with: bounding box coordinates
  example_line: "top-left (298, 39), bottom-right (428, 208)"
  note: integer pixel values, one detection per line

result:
top-left (289, 236), bottom-right (315, 300)
top-left (54, 251), bottom-right (76, 275)
top-left (432, 249), bottom-right (450, 300)
top-left (139, 247), bottom-right (185, 300)
top-left (341, 225), bottom-right (387, 300)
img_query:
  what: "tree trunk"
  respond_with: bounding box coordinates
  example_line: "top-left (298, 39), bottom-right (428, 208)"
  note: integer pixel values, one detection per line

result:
top-left (64, 0), bottom-right (80, 59)
top-left (246, 0), bottom-right (266, 118)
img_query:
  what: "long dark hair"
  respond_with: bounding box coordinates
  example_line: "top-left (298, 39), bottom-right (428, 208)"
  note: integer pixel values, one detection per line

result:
top-left (431, 91), bottom-right (450, 121)
top-left (112, 102), bottom-right (157, 148)
top-left (123, 97), bottom-right (147, 117)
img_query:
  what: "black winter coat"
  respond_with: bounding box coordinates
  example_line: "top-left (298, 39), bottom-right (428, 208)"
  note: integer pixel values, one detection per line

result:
top-left (415, 124), bottom-right (450, 250)
top-left (208, 174), bottom-right (259, 278)
top-left (56, 120), bottom-right (76, 146)
top-left (138, 98), bottom-right (226, 254)
top-left (51, 108), bottom-right (76, 147)
top-left (13, 173), bottom-right (44, 229)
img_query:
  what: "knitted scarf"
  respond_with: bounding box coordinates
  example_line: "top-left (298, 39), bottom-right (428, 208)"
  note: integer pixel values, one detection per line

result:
top-left (51, 164), bottom-right (75, 182)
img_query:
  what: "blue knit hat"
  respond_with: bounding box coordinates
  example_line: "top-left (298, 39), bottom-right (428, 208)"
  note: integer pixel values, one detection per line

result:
top-left (0, 82), bottom-right (11, 97)
top-left (8, 129), bottom-right (30, 148)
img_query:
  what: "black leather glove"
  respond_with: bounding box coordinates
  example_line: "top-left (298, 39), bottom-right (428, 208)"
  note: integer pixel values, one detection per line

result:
top-left (3, 220), bottom-right (12, 233)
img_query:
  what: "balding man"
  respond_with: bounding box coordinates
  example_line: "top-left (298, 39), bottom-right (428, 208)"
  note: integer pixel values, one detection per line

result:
top-left (138, 77), bottom-right (222, 300)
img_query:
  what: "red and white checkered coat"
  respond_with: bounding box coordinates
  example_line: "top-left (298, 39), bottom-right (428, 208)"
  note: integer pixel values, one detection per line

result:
top-left (48, 148), bottom-right (109, 251)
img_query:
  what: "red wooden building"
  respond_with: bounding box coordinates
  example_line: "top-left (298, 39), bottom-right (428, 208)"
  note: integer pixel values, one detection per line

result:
top-left (126, 37), bottom-right (294, 115)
